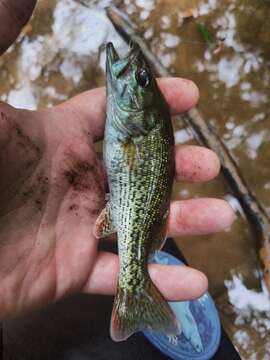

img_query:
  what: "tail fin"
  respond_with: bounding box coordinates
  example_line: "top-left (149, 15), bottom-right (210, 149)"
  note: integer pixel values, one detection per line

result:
top-left (110, 279), bottom-right (180, 342)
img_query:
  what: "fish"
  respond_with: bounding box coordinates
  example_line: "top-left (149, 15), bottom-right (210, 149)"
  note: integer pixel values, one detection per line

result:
top-left (94, 41), bottom-right (180, 342)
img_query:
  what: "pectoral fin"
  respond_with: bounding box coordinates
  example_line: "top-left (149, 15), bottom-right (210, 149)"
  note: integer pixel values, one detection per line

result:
top-left (94, 202), bottom-right (116, 238)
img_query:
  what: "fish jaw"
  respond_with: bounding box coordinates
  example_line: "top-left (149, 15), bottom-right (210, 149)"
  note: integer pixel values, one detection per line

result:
top-left (106, 41), bottom-right (157, 117)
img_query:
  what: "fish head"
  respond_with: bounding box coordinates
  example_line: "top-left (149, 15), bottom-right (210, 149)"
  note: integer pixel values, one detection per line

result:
top-left (106, 42), bottom-right (157, 112)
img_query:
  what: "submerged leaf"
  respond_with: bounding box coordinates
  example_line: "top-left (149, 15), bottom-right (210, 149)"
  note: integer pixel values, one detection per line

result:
top-left (197, 23), bottom-right (214, 44)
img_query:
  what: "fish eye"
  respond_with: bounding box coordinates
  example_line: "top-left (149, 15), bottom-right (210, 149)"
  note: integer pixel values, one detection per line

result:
top-left (135, 68), bottom-right (150, 87)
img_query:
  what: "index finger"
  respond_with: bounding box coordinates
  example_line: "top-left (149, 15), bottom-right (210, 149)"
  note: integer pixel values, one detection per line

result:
top-left (58, 77), bottom-right (199, 142)
top-left (158, 77), bottom-right (199, 116)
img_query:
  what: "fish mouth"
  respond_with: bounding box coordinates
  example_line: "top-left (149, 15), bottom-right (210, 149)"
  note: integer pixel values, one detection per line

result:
top-left (106, 42), bottom-right (140, 78)
top-left (106, 42), bottom-right (120, 64)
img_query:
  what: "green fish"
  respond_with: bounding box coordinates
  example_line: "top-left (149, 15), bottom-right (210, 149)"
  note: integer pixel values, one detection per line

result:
top-left (94, 42), bottom-right (180, 341)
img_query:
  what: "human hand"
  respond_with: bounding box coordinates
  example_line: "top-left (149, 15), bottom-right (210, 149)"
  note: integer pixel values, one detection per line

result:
top-left (0, 77), bottom-right (235, 319)
top-left (0, 0), bottom-right (37, 54)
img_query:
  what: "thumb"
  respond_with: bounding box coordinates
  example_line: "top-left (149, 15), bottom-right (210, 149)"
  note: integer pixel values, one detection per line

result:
top-left (0, 0), bottom-right (37, 54)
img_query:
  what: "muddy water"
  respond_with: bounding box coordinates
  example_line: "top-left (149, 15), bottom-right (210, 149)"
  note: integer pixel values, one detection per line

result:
top-left (1, 0), bottom-right (270, 358)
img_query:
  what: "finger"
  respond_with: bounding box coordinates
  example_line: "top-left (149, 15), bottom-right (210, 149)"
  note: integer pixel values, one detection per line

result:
top-left (100, 198), bottom-right (235, 243)
top-left (83, 251), bottom-right (208, 301)
top-left (94, 144), bottom-right (219, 204)
top-left (97, 144), bottom-right (219, 190)
top-left (158, 77), bottom-right (199, 116)
top-left (167, 198), bottom-right (236, 237)
top-left (175, 145), bottom-right (220, 182)
top-left (58, 77), bottom-right (199, 141)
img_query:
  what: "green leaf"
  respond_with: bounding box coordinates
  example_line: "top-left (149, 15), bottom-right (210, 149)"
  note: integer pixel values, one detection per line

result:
top-left (197, 23), bottom-right (214, 44)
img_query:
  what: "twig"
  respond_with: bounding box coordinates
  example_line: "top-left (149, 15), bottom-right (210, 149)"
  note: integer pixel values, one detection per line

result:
top-left (73, 0), bottom-right (90, 8)
top-left (106, 6), bottom-right (270, 291)
top-left (73, 0), bottom-right (124, 9)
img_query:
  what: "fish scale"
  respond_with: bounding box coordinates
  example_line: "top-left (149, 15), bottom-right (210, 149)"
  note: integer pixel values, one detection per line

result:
top-left (94, 41), bottom-right (180, 342)
top-left (108, 131), bottom-right (172, 284)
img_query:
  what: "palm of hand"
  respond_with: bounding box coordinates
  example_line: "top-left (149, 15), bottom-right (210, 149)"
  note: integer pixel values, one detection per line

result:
top-left (0, 101), bottom-right (106, 317)
top-left (0, 80), bottom-right (234, 320)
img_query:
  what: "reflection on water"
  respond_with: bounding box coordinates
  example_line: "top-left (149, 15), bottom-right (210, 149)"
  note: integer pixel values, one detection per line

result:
top-left (1, 0), bottom-right (270, 357)
top-left (0, 0), bottom-right (127, 109)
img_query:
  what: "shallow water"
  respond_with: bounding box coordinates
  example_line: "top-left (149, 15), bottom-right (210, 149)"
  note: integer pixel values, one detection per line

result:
top-left (1, 0), bottom-right (270, 357)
